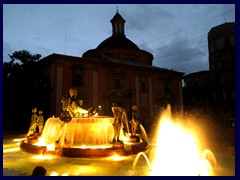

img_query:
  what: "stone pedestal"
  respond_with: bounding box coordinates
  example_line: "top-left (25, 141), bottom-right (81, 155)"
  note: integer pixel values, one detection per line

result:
top-left (112, 142), bottom-right (124, 149)
top-left (129, 135), bottom-right (140, 143)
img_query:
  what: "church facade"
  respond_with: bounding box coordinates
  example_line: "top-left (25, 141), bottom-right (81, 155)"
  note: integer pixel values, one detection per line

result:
top-left (38, 11), bottom-right (184, 130)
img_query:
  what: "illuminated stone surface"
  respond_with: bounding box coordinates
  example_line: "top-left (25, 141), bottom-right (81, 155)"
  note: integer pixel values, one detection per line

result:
top-left (3, 134), bottom-right (235, 176)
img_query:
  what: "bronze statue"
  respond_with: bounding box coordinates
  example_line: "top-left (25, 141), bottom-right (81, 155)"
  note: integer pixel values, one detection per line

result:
top-left (130, 105), bottom-right (139, 136)
top-left (60, 88), bottom-right (88, 120)
top-left (68, 88), bottom-right (88, 117)
top-left (60, 95), bottom-right (72, 122)
top-left (37, 110), bottom-right (44, 134)
top-left (27, 108), bottom-right (45, 137)
top-left (26, 107), bottom-right (38, 137)
top-left (112, 106), bottom-right (123, 143)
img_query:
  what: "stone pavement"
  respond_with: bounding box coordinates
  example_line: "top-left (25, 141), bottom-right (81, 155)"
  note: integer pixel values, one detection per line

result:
top-left (3, 133), bottom-right (235, 176)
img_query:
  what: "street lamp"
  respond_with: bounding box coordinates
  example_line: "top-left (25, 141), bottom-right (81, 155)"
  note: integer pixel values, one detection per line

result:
top-left (124, 86), bottom-right (136, 120)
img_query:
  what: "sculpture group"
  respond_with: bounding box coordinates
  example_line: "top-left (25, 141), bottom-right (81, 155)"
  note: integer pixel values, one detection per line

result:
top-left (26, 107), bottom-right (44, 138)
top-left (26, 88), bottom-right (142, 144)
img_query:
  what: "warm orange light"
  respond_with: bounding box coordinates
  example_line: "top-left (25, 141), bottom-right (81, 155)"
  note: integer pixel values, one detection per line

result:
top-left (150, 106), bottom-right (215, 176)
top-left (50, 172), bottom-right (59, 176)
top-left (49, 166), bottom-right (98, 176)
top-left (31, 154), bottom-right (54, 160)
top-left (3, 147), bottom-right (20, 153)
top-left (13, 138), bottom-right (26, 142)
top-left (109, 153), bottom-right (127, 161)
top-left (61, 173), bottom-right (69, 176)
top-left (75, 145), bottom-right (112, 149)
top-left (33, 136), bottom-right (55, 151)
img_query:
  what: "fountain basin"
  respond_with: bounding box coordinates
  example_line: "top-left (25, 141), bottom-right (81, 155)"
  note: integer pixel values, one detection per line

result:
top-left (131, 141), bottom-right (149, 154)
top-left (20, 117), bottom-right (149, 157)
top-left (60, 147), bottom-right (130, 157)
top-left (20, 140), bottom-right (47, 155)
top-left (19, 139), bottom-right (149, 157)
top-left (59, 141), bottom-right (148, 157)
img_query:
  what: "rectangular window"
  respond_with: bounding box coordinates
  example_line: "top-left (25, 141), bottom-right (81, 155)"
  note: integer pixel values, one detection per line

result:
top-left (114, 78), bottom-right (122, 89)
top-left (164, 84), bottom-right (171, 93)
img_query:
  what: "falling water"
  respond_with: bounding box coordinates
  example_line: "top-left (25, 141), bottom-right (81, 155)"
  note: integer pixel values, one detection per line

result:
top-left (58, 122), bottom-right (69, 155)
top-left (40, 118), bottom-right (63, 145)
top-left (121, 110), bottom-right (130, 133)
top-left (139, 124), bottom-right (149, 143)
top-left (39, 116), bottom-right (116, 149)
top-left (62, 117), bottom-right (115, 147)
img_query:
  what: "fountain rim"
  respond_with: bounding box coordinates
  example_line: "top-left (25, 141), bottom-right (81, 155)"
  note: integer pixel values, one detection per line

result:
top-left (19, 139), bottom-right (149, 157)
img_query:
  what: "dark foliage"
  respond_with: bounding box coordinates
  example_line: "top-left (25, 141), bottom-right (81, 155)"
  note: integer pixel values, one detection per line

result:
top-left (3, 50), bottom-right (51, 134)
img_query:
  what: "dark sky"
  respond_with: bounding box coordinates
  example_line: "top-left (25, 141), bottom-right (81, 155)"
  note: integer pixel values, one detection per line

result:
top-left (3, 4), bottom-right (235, 74)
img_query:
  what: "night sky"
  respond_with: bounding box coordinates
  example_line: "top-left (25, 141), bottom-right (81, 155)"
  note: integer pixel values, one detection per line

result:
top-left (3, 4), bottom-right (235, 74)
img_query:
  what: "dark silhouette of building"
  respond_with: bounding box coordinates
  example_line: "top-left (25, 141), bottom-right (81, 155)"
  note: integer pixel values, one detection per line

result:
top-left (183, 22), bottom-right (235, 129)
top-left (37, 11), bottom-right (184, 131)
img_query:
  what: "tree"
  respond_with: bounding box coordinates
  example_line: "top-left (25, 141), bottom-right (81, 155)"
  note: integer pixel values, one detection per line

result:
top-left (3, 50), bottom-right (48, 133)
top-left (9, 50), bottom-right (41, 65)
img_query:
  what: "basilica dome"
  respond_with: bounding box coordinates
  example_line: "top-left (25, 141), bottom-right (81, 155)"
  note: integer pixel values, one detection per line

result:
top-left (82, 11), bottom-right (153, 66)
top-left (96, 35), bottom-right (140, 50)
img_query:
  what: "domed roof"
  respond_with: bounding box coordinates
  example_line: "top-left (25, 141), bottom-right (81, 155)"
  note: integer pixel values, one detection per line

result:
top-left (97, 35), bottom-right (140, 50)
top-left (82, 11), bottom-right (153, 65)
top-left (97, 11), bottom-right (139, 50)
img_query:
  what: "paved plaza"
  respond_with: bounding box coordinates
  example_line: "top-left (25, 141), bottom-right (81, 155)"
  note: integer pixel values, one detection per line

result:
top-left (3, 133), bottom-right (235, 176)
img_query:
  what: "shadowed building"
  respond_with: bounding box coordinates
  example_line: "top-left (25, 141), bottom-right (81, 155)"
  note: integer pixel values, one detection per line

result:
top-left (37, 11), bottom-right (184, 131)
top-left (183, 22), bottom-right (235, 129)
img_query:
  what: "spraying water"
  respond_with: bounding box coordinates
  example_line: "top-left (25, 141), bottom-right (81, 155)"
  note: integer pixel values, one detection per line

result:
top-left (132, 105), bottom-right (217, 176)
top-left (131, 152), bottom-right (152, 175)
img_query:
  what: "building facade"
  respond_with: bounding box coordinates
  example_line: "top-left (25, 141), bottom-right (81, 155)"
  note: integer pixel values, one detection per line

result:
top-left (38, 11), bottom-right (184, 131)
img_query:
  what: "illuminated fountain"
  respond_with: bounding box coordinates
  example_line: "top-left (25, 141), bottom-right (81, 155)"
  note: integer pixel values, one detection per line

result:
top-left (20, 88), bottom-right (148, 157)
top-left (20, 114), bottom-right (148, 157)
top-left (131, 105), bottom-right (217, 176)
top-left (5, 101), bottom-right (233, 176)
top-left (17, 86), bottom-right (220, 175)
